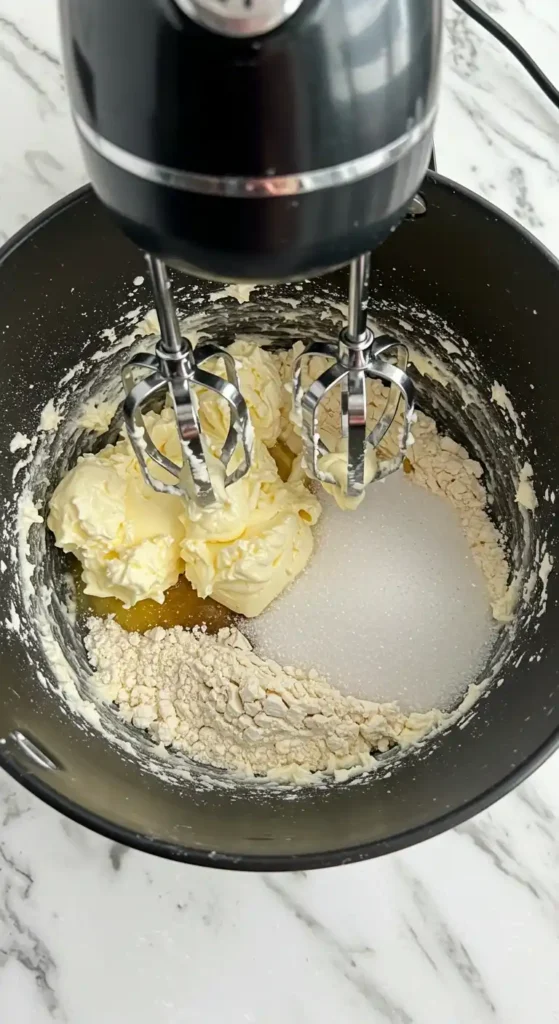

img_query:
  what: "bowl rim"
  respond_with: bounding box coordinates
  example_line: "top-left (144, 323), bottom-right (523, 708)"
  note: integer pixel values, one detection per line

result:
top-left (1, 176), bottom-right (558, 871)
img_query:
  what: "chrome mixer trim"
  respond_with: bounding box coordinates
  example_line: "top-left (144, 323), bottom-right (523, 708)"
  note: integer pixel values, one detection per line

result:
top-left (74, 107), bottom-right (437, 199)
top-left (173, 0), bottom-right (305, 38)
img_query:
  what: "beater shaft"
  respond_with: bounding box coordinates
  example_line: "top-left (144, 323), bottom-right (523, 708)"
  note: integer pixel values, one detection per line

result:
top-left (147, 254), bottom-right (184, 357)
top-left (347, 253), bottom-right (371, 342)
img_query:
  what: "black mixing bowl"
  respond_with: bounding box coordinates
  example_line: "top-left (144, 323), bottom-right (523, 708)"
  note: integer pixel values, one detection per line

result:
top-left (0, 175), bottom-right (557, 870)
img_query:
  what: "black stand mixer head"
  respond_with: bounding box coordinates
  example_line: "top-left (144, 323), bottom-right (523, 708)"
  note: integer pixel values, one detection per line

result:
top-left (59, 0), bottom-right (442, 503)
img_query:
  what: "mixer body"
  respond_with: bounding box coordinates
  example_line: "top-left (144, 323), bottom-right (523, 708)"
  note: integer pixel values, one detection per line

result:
top-left (59, 0), bottom-right (442, 283)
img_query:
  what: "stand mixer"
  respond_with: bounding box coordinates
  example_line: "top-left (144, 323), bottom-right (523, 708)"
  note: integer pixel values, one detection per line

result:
top-left (59, 0), bottom-right (442, 505)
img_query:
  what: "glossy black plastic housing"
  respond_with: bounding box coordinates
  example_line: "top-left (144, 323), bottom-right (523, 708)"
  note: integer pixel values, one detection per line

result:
top-left (0, 178), bottom-right (557, 870)
top-left (59, 0), bottom-right (441, 280)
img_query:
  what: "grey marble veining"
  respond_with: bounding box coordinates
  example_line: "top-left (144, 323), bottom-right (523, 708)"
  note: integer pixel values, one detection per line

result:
top-left (0, 1), bottom-right (558, 1022)
top-left (0, 762), bottom-right (557, 1024)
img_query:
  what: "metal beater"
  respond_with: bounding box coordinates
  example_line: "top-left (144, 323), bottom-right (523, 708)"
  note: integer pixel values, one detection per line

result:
top-left (122, 255), bottom-right (254, 507)
top-left (292, 255), bottom-right (416, 501)
top-left (123, 254), bottom-right (415, 507)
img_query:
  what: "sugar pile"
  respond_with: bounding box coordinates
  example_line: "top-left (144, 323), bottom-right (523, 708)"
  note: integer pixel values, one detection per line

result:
top-left (246, 470), bottom-right (497, 712)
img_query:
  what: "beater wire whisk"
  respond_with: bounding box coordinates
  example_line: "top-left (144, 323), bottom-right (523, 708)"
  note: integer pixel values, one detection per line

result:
top-left (122, 255), bottom-right (254, 507)
top-left (292, 254), bottom-right (416, 501)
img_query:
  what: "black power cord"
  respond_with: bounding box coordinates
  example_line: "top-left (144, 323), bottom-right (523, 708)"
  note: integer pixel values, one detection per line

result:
top-left (452, 0), bottom-right (559, 111)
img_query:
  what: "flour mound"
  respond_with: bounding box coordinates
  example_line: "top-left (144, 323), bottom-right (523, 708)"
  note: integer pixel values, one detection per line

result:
top-left (85, 616), bottom-right (444, 783)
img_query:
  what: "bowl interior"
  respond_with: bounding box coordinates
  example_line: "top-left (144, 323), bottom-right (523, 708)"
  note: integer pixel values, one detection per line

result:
top-left (0, 179), bottom-right (557, 868)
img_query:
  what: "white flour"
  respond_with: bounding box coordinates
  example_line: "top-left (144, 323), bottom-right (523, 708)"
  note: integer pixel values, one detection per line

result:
top-left (85, 616), bottom-right (447, 783)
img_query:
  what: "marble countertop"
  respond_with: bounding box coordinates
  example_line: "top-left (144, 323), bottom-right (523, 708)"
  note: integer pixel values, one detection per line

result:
top-left (0, 1), bottom-right (558, 1021)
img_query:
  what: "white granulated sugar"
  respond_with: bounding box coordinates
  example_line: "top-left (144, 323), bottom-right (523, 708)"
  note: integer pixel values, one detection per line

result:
top-left (85, 618), bottom-right (444, 783)
top-left (247, 471), bottom-right (497, 712)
